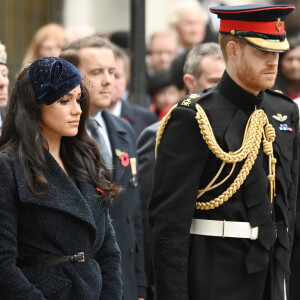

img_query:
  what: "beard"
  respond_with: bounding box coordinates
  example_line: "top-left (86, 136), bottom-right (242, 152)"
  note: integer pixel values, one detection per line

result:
top-left (237, 54), bottom-right (277, 92)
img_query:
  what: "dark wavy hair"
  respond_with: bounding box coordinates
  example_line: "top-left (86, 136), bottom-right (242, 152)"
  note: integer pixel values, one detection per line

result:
top-left (0, 66), bottom-right (121, 201)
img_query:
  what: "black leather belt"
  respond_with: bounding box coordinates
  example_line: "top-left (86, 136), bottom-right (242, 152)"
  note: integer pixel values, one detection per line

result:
top-left (17, 252), bottom-right (95, 267)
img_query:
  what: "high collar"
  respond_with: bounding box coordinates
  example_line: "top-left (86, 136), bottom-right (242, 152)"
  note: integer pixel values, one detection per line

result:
top-left (217, 70), bottom-right (264, 111)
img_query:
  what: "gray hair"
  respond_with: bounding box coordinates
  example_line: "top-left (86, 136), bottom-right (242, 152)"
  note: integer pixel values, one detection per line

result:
top-left (183, 42), bottom-right (223, 78)
top-left (169, 1), bottom-right (208, 26)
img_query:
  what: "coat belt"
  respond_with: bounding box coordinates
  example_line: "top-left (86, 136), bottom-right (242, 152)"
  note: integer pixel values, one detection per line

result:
top-left (190, 218), bottom-right (259, 240)
top-left (17, 252), bottom-right (95, 267)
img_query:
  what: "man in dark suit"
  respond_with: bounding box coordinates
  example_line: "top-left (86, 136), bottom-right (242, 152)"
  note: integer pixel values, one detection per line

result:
top-left (60, 37), bottom-right (147, 300)
top-left (108, 45), bottom-right (157, 138)
top-left (138, 41), bottom-right (225, 300)
top-left (149, 5), bottom-right (298, 300)
top-left (0, 42), bottom-right (9, 134)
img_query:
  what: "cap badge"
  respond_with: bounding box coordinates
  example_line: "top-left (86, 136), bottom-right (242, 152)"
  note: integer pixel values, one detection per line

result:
top-left (276, 18), bottom-right (282, 32)
top-left (273, 113), bottom-right (287, 122)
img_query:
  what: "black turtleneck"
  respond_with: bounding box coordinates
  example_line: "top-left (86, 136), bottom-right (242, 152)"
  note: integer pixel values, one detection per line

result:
top-left (217, 70), bottom-right (264, 111)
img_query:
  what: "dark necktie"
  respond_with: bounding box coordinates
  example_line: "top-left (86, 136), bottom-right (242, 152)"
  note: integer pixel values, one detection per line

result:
top-left (88, 119), bottom-right (112, 167)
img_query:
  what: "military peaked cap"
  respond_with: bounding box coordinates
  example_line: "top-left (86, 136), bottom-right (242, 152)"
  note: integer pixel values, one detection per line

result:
top-left (210, 4), bottom-right (295, 52)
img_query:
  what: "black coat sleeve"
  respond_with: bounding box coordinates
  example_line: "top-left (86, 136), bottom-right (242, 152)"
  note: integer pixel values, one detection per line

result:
top-left (0, 157), bottom-right (46, 300)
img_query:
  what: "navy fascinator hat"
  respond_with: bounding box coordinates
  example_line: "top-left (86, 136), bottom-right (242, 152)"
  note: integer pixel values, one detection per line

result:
top-left (28, 57), bottom-right (82, 105)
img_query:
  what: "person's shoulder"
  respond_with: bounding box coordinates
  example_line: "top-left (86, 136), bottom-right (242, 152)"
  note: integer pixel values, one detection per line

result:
top-left (124, 101), bottom-right (151, 114)
top-left (137, 121), bottom-right (159, 147)
top-left (108, 111), bottom-right (136, 139)
top-left (265, 89), bottom-right (297, 113)
top-left (177, 87), bottom-right (216, 111)
top-left (123, 101), bottom-right (157, 121)
top-left (140, 121), bottom-right (160, 136)
top-left (265, 88), bottom-right (294, 103)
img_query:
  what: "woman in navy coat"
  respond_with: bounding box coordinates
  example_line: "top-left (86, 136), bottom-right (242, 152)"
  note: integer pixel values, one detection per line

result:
top-left (0, 57), bottom-right (122, 299)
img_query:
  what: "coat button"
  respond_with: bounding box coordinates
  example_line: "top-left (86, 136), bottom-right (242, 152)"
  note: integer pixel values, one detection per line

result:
top-left (130, 249), bottom-right (134, 257)
top-left (127, 216), bottom-right (132, 224)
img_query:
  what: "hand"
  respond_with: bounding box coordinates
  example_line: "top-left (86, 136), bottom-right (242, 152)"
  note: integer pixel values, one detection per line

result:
top-left (138, 298), bottom-right (145, 300)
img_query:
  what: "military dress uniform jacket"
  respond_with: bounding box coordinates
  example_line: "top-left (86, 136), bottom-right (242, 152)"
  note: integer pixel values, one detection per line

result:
top-left (101, 110), bottom-right (147, 300)
top-left (0, 150), bottom-right (122, 300)
top-left (149, 71), bottom-right (299, 300)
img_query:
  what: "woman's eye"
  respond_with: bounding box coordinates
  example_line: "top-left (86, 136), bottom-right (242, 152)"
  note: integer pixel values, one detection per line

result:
top-left (59, 99), bottom-right (69, 105)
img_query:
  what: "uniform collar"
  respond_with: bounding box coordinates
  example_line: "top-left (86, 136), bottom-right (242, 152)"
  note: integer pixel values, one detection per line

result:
top-left (217, 70), bottom-right (264, 111)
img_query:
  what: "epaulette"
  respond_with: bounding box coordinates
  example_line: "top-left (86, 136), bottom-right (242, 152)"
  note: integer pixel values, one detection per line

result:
top-left (177, 88), bottom-right (215, 110)
top-left (266, 88), bottom-right (293, 103)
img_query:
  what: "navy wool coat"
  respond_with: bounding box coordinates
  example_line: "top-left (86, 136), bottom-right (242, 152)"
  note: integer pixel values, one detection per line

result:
top-left (0, 151), bottom-right (122, 300)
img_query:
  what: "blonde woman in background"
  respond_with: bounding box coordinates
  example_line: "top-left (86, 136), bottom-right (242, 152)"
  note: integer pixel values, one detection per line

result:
top-left (22, 23), bottom-right (67, 66)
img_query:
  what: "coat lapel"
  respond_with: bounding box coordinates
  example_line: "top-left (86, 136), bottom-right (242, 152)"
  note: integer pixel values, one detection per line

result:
top-left (14, 152), bottom-right (97, 233)
top-left (121, 101), bottom-right (134, 126)
top-left (102, 109), bottom-right (130, 182)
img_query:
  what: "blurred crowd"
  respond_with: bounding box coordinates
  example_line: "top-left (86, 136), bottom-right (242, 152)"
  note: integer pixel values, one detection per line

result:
top-left (1, 0), bottom-right (300, 299)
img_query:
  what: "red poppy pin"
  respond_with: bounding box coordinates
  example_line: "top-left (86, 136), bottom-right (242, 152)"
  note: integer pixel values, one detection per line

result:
top-left (96, 187), bottom-right (104, 194)
top-left (115, 149), bottom-right (130, 167)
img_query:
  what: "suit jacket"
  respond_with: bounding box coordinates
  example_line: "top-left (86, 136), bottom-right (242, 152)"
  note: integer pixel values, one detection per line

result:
top-left (101, 110), bottom-right (147, 299)
top-left (120, 100), bottom-right (157, 139)
top-left (137, 122), bottom-right (159, 293)
top-left (0, 150), bottom-right (122, 300)
top-left (149, 71), bottom-right (299, 300)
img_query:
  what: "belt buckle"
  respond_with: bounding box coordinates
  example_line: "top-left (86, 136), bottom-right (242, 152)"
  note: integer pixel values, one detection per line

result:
top-left (223, 220), bottom-right (226, 238)
top-left (78, 252), bottom-right (85, 263)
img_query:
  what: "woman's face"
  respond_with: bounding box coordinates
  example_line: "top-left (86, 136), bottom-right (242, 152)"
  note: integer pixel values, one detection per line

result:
top-left (38, 38), bottom-right (64, 58)
top-left (39, 85), bottom-right (82, 141)
top-left (280, 45), bottom-right (300, 82)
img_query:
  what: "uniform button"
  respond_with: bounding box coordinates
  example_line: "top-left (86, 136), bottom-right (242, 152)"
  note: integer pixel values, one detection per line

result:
top-left (127, 216), bottom-right (132, 223)
top-left (130, 249), bottom-right (134, 257)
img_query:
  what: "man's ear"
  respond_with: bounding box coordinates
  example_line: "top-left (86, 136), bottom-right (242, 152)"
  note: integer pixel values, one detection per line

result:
top-left (183, 74), bottom-right (196, 93)
top-left (226, 41), bottom-right (239, 61)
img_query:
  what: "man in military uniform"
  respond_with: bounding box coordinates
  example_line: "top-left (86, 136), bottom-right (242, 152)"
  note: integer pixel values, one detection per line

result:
top-left (149, 5), bottom-right (298, 300)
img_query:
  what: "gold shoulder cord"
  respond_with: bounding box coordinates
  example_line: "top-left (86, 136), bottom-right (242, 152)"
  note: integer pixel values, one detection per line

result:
top-left (156, 103), bottom-right (277, 210)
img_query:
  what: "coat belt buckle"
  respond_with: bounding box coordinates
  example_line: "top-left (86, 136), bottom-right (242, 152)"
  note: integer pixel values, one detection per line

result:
top-left (77, 252), bottom-right (85, 262)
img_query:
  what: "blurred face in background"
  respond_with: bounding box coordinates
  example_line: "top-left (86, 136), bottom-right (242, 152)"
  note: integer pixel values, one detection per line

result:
top-left (112, 58), bottom-right (128, 104)
top-left (0, 64), bottom-right (9, 108)
top-left (175, 7), bottom-right (206, 49)
top-left (152, 85), bottom-right (179, 113)
top-left (38, 38), bottom-right (64, 58)
top-left (148, 35), bottom-right (178, 71)
top-left (195, 56), bottom-right (225, 90)
top-left (184, 55), bottom-right (225, 93)
top-left (280, 45), bottom-right (300, 82)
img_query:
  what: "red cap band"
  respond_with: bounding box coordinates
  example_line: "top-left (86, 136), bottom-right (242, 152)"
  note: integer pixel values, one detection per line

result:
top-left (220, 19), bottom-right (285, 35)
